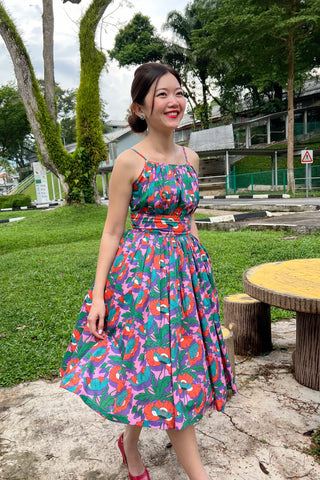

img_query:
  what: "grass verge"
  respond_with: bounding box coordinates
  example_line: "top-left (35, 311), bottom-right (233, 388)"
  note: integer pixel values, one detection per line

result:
top-left (1, 205), bottom-right (319, 387)
top-left (307, 429), bottom-right (320, 463)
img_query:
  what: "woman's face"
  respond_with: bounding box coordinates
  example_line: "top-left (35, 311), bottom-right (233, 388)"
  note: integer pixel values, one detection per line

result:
top-left (141, 72), bottom-right (186, 131)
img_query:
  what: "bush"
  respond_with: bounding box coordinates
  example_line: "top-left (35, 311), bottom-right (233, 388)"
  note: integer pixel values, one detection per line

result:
top-left (0, 194), bottom-right (32, 209)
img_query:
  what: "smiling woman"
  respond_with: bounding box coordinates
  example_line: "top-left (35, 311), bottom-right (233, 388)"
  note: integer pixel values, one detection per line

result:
top-left (60, 62), bottom-right (236, 480)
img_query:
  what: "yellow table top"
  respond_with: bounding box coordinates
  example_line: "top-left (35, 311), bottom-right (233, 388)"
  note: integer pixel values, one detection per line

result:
top-left (243, 258), bottom-right (320, 314)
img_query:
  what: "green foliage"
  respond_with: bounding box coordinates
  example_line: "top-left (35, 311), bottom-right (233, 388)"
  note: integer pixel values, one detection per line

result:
top-left (1, 205), bottom-right (320, 386)
top-left (0, 83), bottom-right (31, 161)
top-left (0, 193), bottom-right (31, 209)
top-left (163, 1), bottom-right (218, 128)
top-left (60, 116), bottom-right (76, 145)
top-left (109, 4), bottom-right (217, 128)
top-left (197, 0), bottom-right (320, 114)
top-left (109, 13), bottom-right (165, 66)
top-left (54, 84), bottom-right (77, 144)
top-left (193, 101), bottom-right (213, 127)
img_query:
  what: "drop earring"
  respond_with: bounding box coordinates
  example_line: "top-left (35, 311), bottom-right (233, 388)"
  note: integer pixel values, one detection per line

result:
top-left (140, 114), bottom-right (145, 121)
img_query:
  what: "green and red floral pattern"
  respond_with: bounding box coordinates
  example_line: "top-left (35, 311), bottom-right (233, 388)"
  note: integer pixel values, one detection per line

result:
top-left (60, 148), bottom-right (236, 430)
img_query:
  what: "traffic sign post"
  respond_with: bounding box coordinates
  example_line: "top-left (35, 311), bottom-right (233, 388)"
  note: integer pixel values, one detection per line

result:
top-left (301, 150), bottom-right (313, 198)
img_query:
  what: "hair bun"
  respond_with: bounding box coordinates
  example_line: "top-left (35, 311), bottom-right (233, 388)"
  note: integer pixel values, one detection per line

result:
top-left (128, 111), bottom-right (147, 133)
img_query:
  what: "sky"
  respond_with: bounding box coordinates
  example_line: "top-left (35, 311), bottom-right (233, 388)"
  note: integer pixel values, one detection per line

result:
top-left (0, 0), bottom-right (190, 121)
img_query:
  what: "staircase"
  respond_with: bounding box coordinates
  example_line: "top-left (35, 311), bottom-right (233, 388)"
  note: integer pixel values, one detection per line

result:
top-left (199, 175), bottom-right (226, 193)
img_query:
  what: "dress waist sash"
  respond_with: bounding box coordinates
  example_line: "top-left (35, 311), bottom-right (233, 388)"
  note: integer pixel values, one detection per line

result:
top-left (131, 212), bottom-right (191, 235)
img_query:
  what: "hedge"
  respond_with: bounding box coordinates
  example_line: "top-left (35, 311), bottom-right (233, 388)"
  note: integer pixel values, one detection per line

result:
top-left (0, 194), bottom-right (32, 209)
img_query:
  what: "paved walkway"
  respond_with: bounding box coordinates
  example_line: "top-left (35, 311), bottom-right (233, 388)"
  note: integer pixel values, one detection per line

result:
top-left (196, 198), bottom-right (320, 233)
top-left (1, 320), bottom-right (320, 480)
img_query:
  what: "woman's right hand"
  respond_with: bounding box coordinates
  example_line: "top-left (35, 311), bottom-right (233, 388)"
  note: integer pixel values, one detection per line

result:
top-left (87, 298), bottom-right (106, 340)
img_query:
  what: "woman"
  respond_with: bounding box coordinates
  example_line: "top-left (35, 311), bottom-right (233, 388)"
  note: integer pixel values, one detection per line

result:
top-left (60, 62), bottom-right (236, 480)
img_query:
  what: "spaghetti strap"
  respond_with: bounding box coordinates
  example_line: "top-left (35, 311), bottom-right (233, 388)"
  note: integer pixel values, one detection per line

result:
top-left (131, 148), bottom-right (146, 160)
top-left (132, 146), bottom-right (190, 166)
top-left (182, 146), bottom-right (189, 165)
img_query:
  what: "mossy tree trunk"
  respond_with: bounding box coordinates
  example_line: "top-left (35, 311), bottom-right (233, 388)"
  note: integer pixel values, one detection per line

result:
top-left (0, 0), bottom-right (111, 204)
top-left (72, 0), bottom-right (110, 204)
top-left (0, 1), bottom-right (71, 197)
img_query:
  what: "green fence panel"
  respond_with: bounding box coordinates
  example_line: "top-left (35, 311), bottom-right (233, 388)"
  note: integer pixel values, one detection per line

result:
top-left (225, 165), bottom-right (320, 194)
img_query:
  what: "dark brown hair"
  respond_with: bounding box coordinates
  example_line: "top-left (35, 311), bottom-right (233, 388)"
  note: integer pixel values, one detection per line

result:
top-left (128, 62), bottom-right (182, 133)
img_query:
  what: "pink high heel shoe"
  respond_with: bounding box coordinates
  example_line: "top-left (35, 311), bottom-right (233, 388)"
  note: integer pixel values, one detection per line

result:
top-left (117, 433), bottom-right (150, 480)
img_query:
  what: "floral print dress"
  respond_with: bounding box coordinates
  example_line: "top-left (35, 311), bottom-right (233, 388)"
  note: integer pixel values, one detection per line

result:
top-left (60, 147), bottom-right (236, 430)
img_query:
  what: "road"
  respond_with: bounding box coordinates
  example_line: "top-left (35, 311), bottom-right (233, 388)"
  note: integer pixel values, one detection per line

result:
top-left (199, 196), bottom-right (320, 208)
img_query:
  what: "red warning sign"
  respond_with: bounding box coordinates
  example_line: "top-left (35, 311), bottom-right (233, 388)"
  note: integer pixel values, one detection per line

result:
top-left (301, 150), bottom-right (313, 164)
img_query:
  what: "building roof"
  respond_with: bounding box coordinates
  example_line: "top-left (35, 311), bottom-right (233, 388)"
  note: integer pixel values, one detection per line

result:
top-left (189, 124), bottom-right (235, 152)
top-left (103, 126), bottom-right (132, 144)
top-left (106, 120), bottom-right (129, 129)
top-left (299, 79), bottom-right (320, 98)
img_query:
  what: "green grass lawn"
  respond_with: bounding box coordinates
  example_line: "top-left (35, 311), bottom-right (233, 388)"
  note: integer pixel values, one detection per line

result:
top-left (1, 205), bottom-right (319, 387)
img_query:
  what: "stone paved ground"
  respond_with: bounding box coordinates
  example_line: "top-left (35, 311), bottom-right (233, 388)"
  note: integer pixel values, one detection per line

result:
top-left (1, 319), bottom-right (320, 480)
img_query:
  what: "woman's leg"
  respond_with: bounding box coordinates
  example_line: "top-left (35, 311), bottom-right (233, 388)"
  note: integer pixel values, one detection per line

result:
top-left (167, 425), bottom-right (210, 480)
top-left (122, 425), bottom-right (145, 476)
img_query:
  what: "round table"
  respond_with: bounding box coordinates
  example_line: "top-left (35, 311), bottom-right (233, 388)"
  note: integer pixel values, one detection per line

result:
top-left (243, 258), bottom-right (320, 390)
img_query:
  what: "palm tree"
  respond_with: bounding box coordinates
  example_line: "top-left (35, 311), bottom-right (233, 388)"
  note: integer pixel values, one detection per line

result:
top-left (163, 1), bottom-right (219, 129)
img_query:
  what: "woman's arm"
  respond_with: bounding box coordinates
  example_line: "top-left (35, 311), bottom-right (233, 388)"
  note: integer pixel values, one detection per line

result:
top-left (185, 147), bottom-right (200, 241)
top-left (87, 151), bottom-right (141, 338)
top-left (190, 214), bottom-right (199, 240)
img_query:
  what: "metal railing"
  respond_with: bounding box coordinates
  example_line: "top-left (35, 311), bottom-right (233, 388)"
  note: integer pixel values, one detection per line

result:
top-left (8, 173), bottom-right (34, 195)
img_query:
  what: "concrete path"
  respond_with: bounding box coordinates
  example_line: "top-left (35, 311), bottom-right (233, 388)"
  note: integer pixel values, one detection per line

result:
top-left (1, 319), bottom-right (320, 480)
top-left (196, 197), bottom-right (320, 233)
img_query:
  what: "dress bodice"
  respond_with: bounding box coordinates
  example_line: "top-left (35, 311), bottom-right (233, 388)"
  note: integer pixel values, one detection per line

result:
top-left (129, 158), bottom-right (199, 234)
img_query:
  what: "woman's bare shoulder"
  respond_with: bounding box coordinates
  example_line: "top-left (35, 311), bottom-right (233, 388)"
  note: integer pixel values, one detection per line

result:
top-left (115, 148), bottom-right (140, 167)
top-left (113, 148), bottom-right (144, 181)
top-left (183, 146), bottom-right (199, 173)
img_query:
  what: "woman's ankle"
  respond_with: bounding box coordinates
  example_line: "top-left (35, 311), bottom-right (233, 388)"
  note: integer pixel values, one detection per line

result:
top-left (122, 430), bottom-right (145, 476)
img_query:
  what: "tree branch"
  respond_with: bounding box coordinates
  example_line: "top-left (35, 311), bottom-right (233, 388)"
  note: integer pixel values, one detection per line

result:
top-left (43, 0), bottom-right (56, 120)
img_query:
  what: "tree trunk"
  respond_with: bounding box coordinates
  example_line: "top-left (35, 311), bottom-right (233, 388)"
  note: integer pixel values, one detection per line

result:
top-left (42, 0), bottom-right (56, 121)
top-left (74, 0), bottom-right (110, 203)
top-left (273, 82), bottom-right (283, 110)
top-left (0, 4), bottom-right (69, 196)
top-left (200, 71), bottom-right (209, 129)
top-left (287, 32), bottom-right (295, 194)
top-left (223, 293), bottom-right (272, 356)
